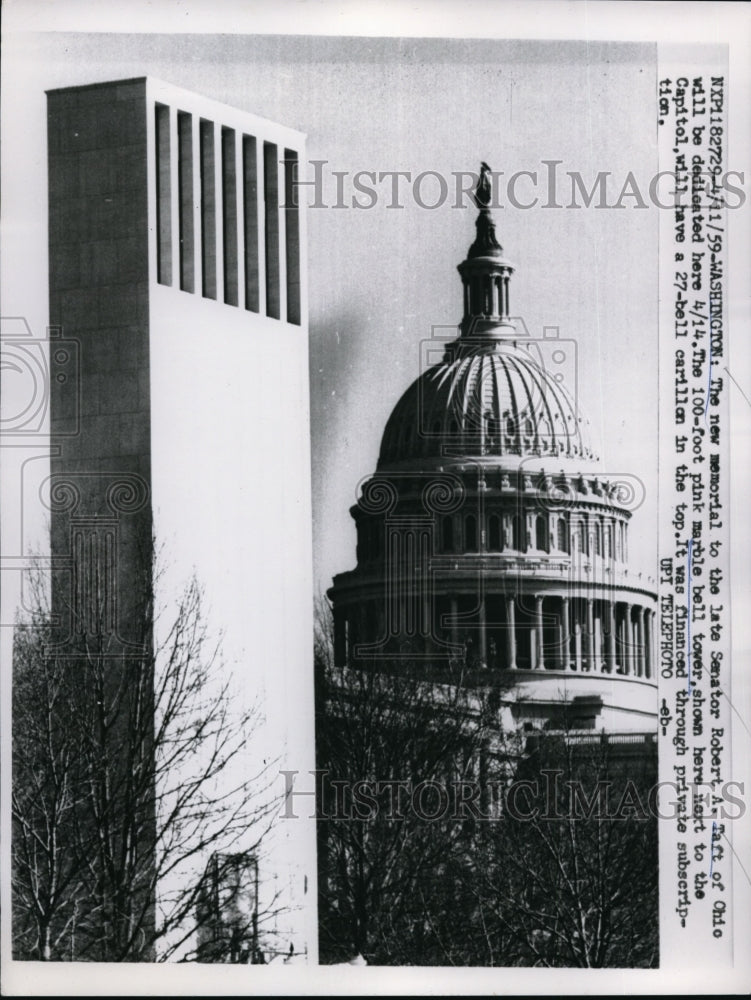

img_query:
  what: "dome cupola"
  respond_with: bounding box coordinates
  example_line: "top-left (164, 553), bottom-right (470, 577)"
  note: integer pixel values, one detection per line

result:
top-left (378, 165), bottom-right (597, 470)
top-left (457, 162), bottom-right (517, 342)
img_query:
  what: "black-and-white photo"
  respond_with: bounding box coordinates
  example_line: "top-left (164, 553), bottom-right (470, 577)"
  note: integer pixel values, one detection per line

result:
top-left (1, 2), bottom-right (749, 995)
top-left (309, 39), bottom-right (659, 967)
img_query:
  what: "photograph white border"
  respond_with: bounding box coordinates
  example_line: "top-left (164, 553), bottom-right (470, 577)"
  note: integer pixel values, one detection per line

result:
top-left (2, 1), bottom-right (749, 995)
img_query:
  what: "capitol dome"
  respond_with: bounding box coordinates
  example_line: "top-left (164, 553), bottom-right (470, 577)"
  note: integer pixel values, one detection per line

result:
top-left (378, 339), bottom-right (598, 469)
top-left (329, 164), bottom-right (657, 736)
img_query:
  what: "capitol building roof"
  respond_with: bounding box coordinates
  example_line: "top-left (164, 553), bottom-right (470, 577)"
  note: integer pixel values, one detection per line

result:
top-left (379, 163), bottom-right (598, 473)
top-left (378, 336), bottom-right (597, 471)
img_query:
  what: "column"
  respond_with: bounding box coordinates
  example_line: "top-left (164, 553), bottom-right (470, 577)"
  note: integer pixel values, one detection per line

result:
top-left (506, 595), bottom-right (517, 669)
top-left (560, 596), bottom-right (570, 671)
top-left (573, 601), bottom-right (582, 672)
top-left (594, 609), bottom-right (603, 673)
top-left (535, 596), bottom-right (545, 669)
top-left (650, 606), bottom-right (656, 678)
top-left (586, 598), bottom-right (595, 672)
top-left (623, 603), bottom-right (632, 675)
top-left (615, 603), bottom-right (622, 673)
top-left (637, 607), bottom-right (646, 677)
top-left (479, 595), bottom-right (488, 669)
top-left (421, 528), bottom-right (432, 640)
top-left (606, 601), bottom-right (617, 673)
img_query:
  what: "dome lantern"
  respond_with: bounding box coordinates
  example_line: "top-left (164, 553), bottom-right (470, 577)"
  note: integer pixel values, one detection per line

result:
top-left (458, 163), bottom-right (516, 341)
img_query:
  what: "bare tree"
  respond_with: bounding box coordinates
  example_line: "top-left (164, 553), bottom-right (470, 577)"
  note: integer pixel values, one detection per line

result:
top-left (12, 611), bottom-right (87, 961)
top-left (314, 596), bottom-right (519, 964)
top-left (314, 598), bottom-right (658, 968)
top-left (12, 563), bottom-right (280, 962)
top-left (471, 731), bottom-right (658, 968)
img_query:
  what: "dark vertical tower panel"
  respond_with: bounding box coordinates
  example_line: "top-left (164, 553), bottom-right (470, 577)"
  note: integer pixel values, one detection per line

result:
top-left (44, 79), bottom-right (157, 960)
top-left (47, 78), bottom-right (153, 650)
top-left (154, 103), bottom-right (172, 286)
top-left (221, 127), bottom-right (239, 307)
top-left (284, 149), bottom-right (301, 327)
top-left (242, 135), bottom-right (259, 313)
top-left (200, 118), bottom-right (217, 300)
top-left (263, 141), bottom-right (280, 320)
top-left (177, 111), bottom-right (195, 293)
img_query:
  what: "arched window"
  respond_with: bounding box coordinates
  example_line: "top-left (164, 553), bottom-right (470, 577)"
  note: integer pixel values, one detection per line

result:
top-left (465, 514), bottom-right (478, 552)
top-left (441, 515), bottom-right (454, 553)
top-left (535, 514), bottom-right (547, 551)
top-left (506, 416), bottom-right (517, 439)
top-left (604, 522), bottom-right (612, 558)
top-left (488, 514), bottom-right (502, 552)
top-left (557, 516), bottom-right (569, 553)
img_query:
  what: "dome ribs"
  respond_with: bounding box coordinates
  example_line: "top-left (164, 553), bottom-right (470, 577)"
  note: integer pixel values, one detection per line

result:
top-left (499, 348), bottom-right (522, 455)
top-left (520, 351), bottom-right (563, 458)
top-left (491, 354), bottom-right (504, 455)
top-left (370, 178), bottom-right (602, 467)
top-left (376, 335), bottom-right (597, 468)
top-left (505, 351), bottom-right (542, 455)
top-left (446, 355), bottom-right (472, 454)
top-left (427, 366), bottom-right (451, 458)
